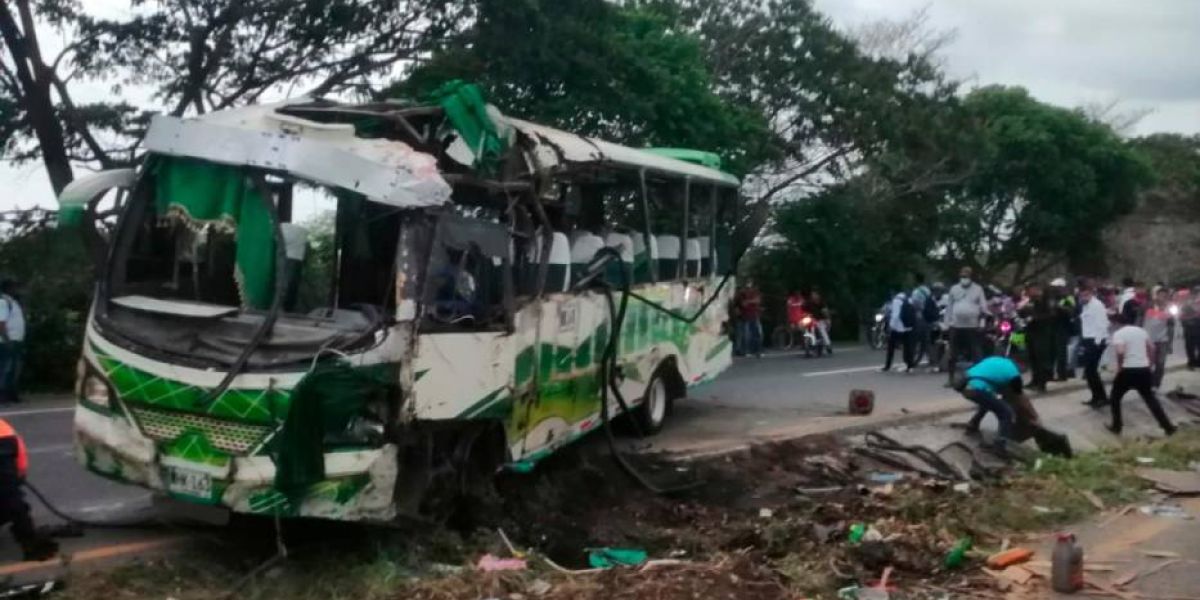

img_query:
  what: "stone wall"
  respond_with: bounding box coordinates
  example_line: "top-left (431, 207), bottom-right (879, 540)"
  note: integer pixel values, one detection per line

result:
top-left (1102, 191), bottom-right (1200, 285)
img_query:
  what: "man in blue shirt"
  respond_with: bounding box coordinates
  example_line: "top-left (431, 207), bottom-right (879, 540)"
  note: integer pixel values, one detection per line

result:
top-left (960, 356), bottom-right (1023, 453)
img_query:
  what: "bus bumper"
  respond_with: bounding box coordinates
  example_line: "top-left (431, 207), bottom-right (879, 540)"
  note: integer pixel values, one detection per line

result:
top-left (73, 404), bottom-right (400, 522)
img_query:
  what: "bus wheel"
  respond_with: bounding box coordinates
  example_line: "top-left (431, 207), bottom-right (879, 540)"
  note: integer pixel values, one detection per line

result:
top-left (636, 365), bottom-right (681, 434)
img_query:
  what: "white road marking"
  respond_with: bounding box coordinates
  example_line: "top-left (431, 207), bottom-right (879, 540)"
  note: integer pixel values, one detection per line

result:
top-left (0, 406), bottom-right (75, 417)
top-left (802, 365), bottom-right (882, 377)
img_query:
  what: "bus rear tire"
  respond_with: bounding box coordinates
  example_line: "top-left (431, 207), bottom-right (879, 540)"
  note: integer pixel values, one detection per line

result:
top-left (636, 364), bottom-right (682, 434)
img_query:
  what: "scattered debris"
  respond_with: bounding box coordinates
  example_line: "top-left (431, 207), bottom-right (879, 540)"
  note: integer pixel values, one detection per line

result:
top-left (587, 548), bottom-right (648, 569)
top-left (477, 554), bottom-right (528, 572)
top-left (1136, 456), bottom-right (1157, 465)
top-left (867, 472), bottom-right (904, 484)
top-left (1137, 549), bottom-right (1182, 559)
top-left (986, 547), bottom-right (1034, 569)
top-left (1032, 505), bottom-right (1063, 515)
top-left (527, 579), bottom-right (553, 596)
top-left (1081, 489), bottom-right (1106, 510)
top-left (1138, 504), bottom-right (1194, 519)
top-left (943, 537), bottom-right (972, 569)
top-left (849, 390), bottom-right (875, 415)
top-left (759, 508), bottom-right (774, 519)
top-left (1135, 467), bottom-right (1200, 495)
top-left (1113, 559), bottom-right (1181, 588)
top-left (1100, 505), bottom-right (1136, 528)
top-left (952, 483), bottom-right (971, 494)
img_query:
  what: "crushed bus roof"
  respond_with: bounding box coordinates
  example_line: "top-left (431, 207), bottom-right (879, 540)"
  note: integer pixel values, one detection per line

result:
top-left (139, 99), bottom-right (740, 210)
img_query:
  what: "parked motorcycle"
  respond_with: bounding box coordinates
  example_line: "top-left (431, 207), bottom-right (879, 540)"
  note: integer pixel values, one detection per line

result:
top-left (868, 311), bottom-right (887, 350)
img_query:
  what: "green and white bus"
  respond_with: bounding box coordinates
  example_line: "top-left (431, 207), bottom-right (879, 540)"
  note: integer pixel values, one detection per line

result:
top-left (60, 83), bottom-right (740, 522)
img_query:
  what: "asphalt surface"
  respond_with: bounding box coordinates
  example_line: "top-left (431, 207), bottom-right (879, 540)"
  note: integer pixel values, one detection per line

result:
top-left (0, 399), bottom-right (151, 525)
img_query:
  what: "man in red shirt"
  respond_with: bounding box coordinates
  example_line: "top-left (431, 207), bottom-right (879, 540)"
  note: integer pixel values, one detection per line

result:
top-left (735, 282), bottom-right (763, 357)
top-left (786, 291), bottom-right (808, 330)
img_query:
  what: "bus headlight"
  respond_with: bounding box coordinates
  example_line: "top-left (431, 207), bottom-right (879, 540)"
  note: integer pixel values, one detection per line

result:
top-left (82, 373), bottom-right (112, 408)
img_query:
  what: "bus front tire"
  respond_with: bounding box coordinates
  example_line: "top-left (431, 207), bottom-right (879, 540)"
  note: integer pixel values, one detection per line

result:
top-left (636, 365), bottom-right (683, 434)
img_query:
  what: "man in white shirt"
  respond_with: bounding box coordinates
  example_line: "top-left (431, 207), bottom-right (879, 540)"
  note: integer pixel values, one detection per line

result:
top-left (1107, 313), bottom-right (1176, 436)
top-left (1078, 285), bottom-right (1111, 408)
top-left (882, 293), bottom-right (915, 372)
top-left (0, 280), bottom-right (26, 405)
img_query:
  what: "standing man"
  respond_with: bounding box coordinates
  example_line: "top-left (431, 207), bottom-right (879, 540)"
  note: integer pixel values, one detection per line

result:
top-left (1106, 314), bottom-right (1177, 436)
top-left (1050, 278), bottom-right (1077, 381)
top-left (1181, 286), bottom-right (1200, 369)
top-left (736, 281), bottom-right (763, 358)
top-left (882, 292), bottom-right (915, 372)
top-left (910, 274), bottom-right (934, 367)
top-left (1080, 285), bottom-right (1111, 408)
top-left (1020, 284), bottom-right (1055, 393)
top-left (0, 279), bottom-right (25, 405)
top-left (1144, 288), bottom-right (1175, 390)
top-left (945, 267), bottom-right (988, 383)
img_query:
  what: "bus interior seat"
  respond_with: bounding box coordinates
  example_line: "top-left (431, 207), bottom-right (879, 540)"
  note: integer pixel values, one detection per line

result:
top-left (696, 236), bottom-right (714, 276)
top-left (570, 232), bottom-right (605, 282)
top-left (604, 232), bottom-right (635, 283)
top-left (546, 232), bottom-right (571, 293)
top-left (684, 238), bottom-right (702, 279)
top-left (631, 234), bottom-right (659, 284)
top-left (656, 235), bottom-right (681, 280)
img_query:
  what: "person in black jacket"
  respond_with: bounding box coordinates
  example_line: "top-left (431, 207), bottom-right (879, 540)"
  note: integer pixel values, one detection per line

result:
top-left (0, 418), bottom-right (57, 561)
top-left (1049, 279), bottom-right (1077, 380)
top-left (1020, 284), bottom-right (1056, 393)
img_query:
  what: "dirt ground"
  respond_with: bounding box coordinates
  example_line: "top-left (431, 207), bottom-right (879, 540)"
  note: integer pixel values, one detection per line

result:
top-left (53, 429), bottom-right (1200, 600)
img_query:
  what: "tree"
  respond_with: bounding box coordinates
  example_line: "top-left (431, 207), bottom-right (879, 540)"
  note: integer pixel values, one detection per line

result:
top-left (936, 86), bottom-right (1154, 283)
top-left (747, 181), bottom-right (928, 334)
top-left (392, 0), bottom-right (774, 177)
top-left (657, 0), bottom-right (970, 248)
top-left (1, 0), bottom-right (471, 193)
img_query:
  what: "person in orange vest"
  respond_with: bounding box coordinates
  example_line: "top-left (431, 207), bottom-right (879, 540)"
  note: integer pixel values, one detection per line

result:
top-left (0, 418), bottom-right (57, 560)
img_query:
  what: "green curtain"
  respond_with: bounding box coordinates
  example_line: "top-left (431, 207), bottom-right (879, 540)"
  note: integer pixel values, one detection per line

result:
top-left (153, 157), bottom-right (276, 309)
top-left (430, 80), bottom-right (508, 173)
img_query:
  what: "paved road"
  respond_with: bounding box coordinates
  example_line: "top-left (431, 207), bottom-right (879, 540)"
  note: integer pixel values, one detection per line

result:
top-left (695, 344), bottom-right (948, 414)
top-left (0, 399), bottom-right (151, 525)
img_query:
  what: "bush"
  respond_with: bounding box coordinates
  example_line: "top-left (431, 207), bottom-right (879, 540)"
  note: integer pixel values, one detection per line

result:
top-left (0, 223), bottom-right (93, 392)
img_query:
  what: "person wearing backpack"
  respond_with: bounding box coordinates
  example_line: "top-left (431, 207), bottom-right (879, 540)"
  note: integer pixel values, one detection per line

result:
top-left (882, 292), bottom-right (916, 372)
top-left (911, 274), bottom-right (938, 367)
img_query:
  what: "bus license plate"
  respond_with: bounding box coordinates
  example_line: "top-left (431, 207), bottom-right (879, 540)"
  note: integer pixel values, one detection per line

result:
top-left (166, 467), bottom-right (212, 499)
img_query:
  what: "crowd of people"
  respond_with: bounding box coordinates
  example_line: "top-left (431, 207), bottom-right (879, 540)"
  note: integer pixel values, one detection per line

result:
top-left (884, 270), bottom-right (1189, 449)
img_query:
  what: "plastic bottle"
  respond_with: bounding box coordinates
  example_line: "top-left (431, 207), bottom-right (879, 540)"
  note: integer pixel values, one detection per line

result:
top-left (944, 537), bottom-right (972, 569)
top-left (1051, 533), bottom-right (1084, 593)
top-left (848, 523), bottom-right (866, 544)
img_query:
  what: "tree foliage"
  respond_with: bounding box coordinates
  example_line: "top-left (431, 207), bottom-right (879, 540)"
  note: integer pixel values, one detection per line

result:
top-left (0, 222), bottom-right (93, 390)
top-left (394, 0), bottom-right (774, 177)
top-left (937, 86), bottom-right (1153, 282)
top-left (0, 0), bottom-right (471, 192)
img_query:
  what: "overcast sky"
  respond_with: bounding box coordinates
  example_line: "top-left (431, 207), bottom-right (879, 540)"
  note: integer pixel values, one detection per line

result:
top-left (816, 0), bottom-right (1200, 135)
top-left (4, 0), bottom-right (1199, 211)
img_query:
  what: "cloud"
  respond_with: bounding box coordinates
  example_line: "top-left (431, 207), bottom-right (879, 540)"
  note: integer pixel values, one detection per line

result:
top-left (816, 0), bottom-right (1200, 134)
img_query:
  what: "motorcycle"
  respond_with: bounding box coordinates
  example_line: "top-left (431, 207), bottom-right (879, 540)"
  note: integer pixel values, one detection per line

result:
top-left (799, 315), bottom-right (830, 358)
top-left (868, 311), bottom-right (887, 350)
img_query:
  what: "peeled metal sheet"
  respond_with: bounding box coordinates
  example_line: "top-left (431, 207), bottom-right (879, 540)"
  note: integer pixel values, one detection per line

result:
top-left (144, 113), bottom-right (451, 209)
top-left (507, 118), bottom-right (739, 186)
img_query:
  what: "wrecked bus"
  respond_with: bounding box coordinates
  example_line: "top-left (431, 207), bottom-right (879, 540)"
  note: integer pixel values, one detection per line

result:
top-left (58, 84), bottom-right (740, 522)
